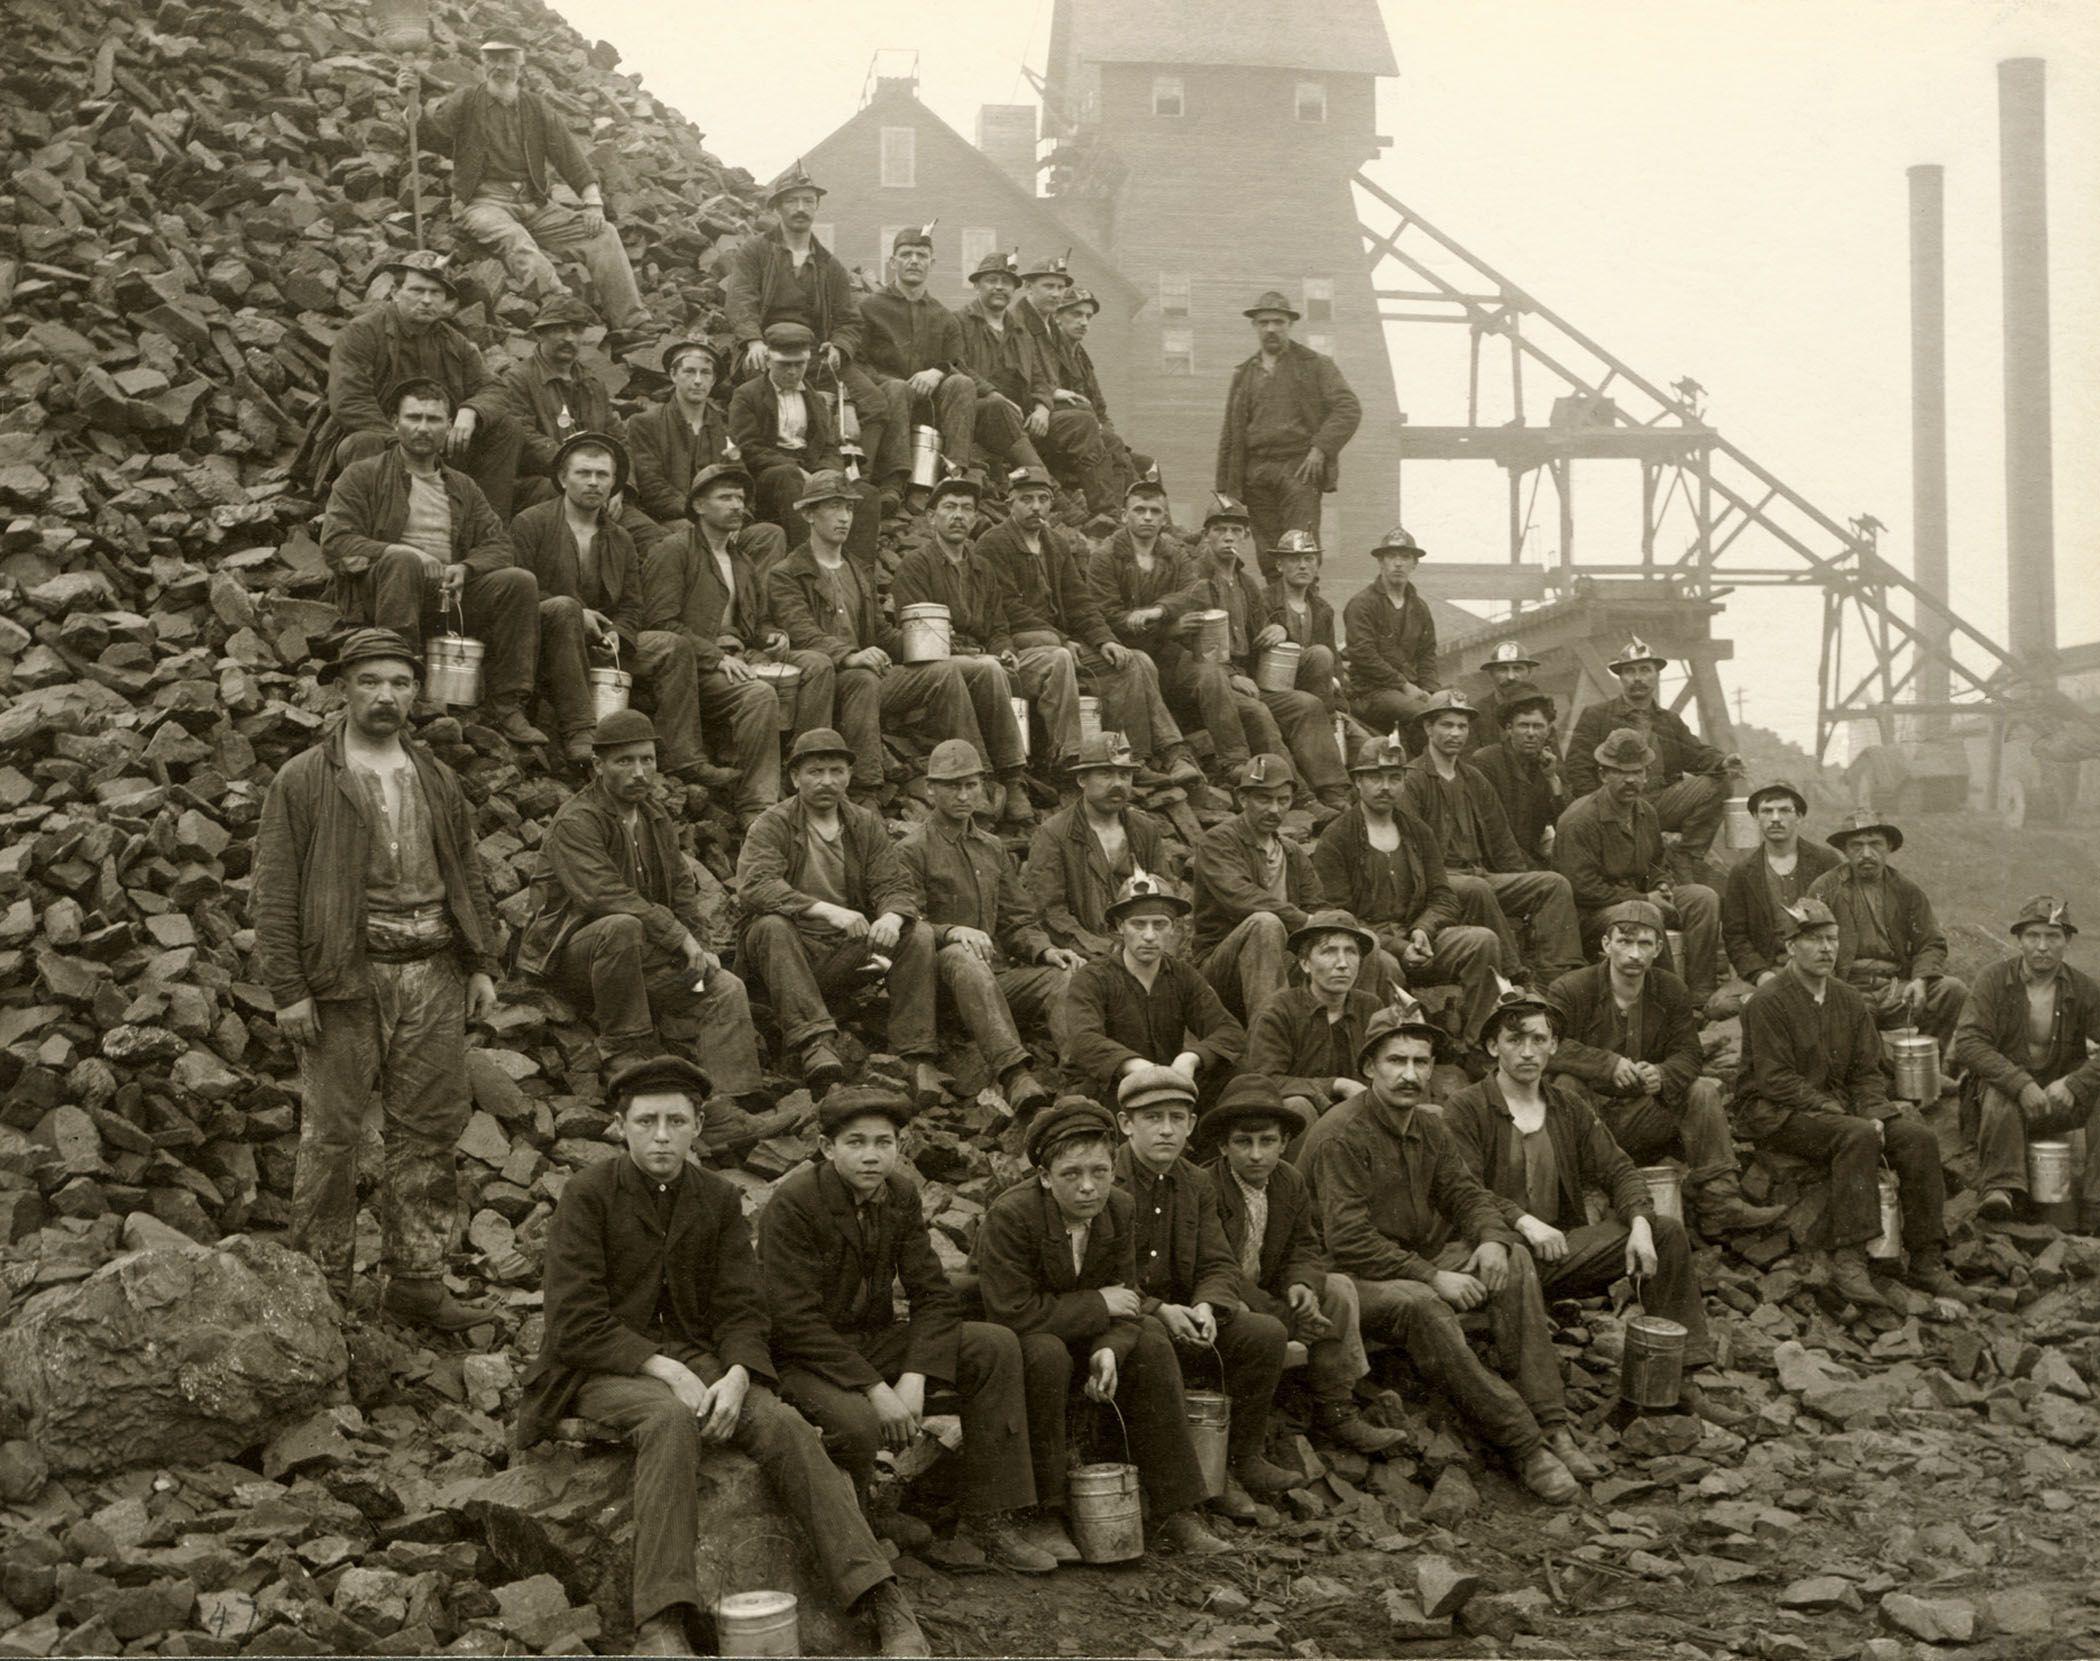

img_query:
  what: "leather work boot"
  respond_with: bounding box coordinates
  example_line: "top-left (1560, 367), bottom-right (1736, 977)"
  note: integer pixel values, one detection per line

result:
top-left (1231, 1452), bottom-right (1301, 1495)
top-left (1002, 1067), bottom-right (1052, 1117)
top-left (1319, 1412), bottom-right (1408, 1458)
top-left (1977, 1188), bottom-right (2016, 1222)
top-left (859, 1581), bottom-right (929, 1658)
top-left (1208, 1475), bottom-right (1258, 1521)
top-left (1693, 1184), bottom-right (1788, 1237)
top-left (1828, 1245), bottom-right (1887, 1309)
top-left (1901, 1248), bottom-right (1970, 1303)
top-left (1014, 1510), bottom-right (1081, 1564)
top-left (1156, 1509), bottom-right (1228, 1555)
top-left (481, 703), bottom-right (549, 746)
top-left (1161, 746), bottom-right (1206, 788)
top-left (801, 1041), bottom-right (847, 1093)
top-left (633, 1611), bottom-right (695, 1656)
top-left (1517, 1446), bottom-right (1579, 1504)
top-left (1543, 1426), bottom-right (1600, 1480)
top-left (383, 1278), bottom-right (497, 1333)
top-left (969, 1513), bottom-right (1058, 1573)
top-left (1001, 777), bottom-right (1037, 826)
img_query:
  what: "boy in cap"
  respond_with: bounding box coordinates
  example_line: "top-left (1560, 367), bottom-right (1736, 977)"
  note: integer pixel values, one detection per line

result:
top-left (1199, 1075), bottom-right (1408, 1458)
top-left (974, 1097), bottom-right (1226, 1557)
top-left (1469, 680), bottom-right (1565, 870)
top-left (1022, 732), bottom-right (1173, 958)
top-left (1191, 753), bottom-right (1326, 1019)
top-left (737, 728), bottom-right (940, 1097)
top-left (1719, 781), bottom-right (1839, 986)
top-left (629, 342), bottom-right (743, 537)
top-left (897, 740), bottom-right (1077, 1117)
top-left (1088, 475), bottom-right (1201, 699)
top-left (1954, 896), bottom-right (2100, 1230)
top-left (1062, 871), bottom-right (1246, 1102)
top-left (726, 322), bottom-right (855, 542)
top-left (759, 1085), bottom-right (1058, 1572)
top-left (1341, 528), bottom-right (1438, 734)
top-left (517, 710), bottom-right (770, 1110)
top-left (1808, 810), bottom-right (1967, 1061)
top-left (519, 1056), bottom-right (926, 1657)
top-left (1734, 899), bottom-right (1963, 1308)
top-left (1113, 1065), bottom-right (1295, 1515)
top-left (1243, 910), bottom-right (1383, 1130)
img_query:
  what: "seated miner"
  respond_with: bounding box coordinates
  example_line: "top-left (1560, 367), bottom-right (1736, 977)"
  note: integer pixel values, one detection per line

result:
top-left (511, 432), bottom-right (702, 770)
top-left (515, 711), bottom-right (770, 1110)
top-left (1300, 1005), bottom-right (1581, 1504)
top-left (252, 627), bottom-right (501, 1333)
top-left (767, 471), bottom-right (1004, 808)
top-left (1313, 732), bottom-right (1505, 1055)
top-left (726, 322), bottom-right (853, 544)
top-left (1197, 1073), bottom-right (1408, 1458)
top-left (313, 249), bottom-right (523, 514)
top-left (1190, 754), bottom-right (1324, 1020)
top-left (1087, 477), bottom-right (1202, 724)
top-left (1341, 528), bottom-right (1439, 737)
top-left (1545, 901), bottom-right (1783, 1237)
top-left (319, 376), bottom-right (545, 744)
top-left (736, 728), bottom-right (939, 1098)
top-left (1173, 497), bottom-right (1349, 805)
top-left (1005, 253), bottom-right (1117, 514)
top-left (1563, 637), bottom-right (1739, 879)
top-left (1444, 986), bottom-right (1717, 1419)
top-left (897, 740), bottom-right (1078, 1119)
top-left (497, 295), bottom-right (635, 524)
top-left (1808, 810), bottom-right (1968, 1061)
top-left (1051, 287), bottom-right (1143, 501)
top-left (1957, 897), bottom-right (2100, 1229)
top-left (888, 473), bottom-right (1040, 825)
top-left (1243, 910), bottom-right (1382, 1129)
top-left (1554, 728), bottom-right (1722, 1008)
top-left (973, 1098), bottom-right (1226, 1558)
top-left (1733, 899), bottom-right (1963, 1308)
top-left (1459, 641), bottom-right (1542, 753)
top-left (858, 226), bottom-right (1042, 495)
top-left (976, 466), bottom-right (1202, 788)
top-left (1262, 530), bottom-right (1343, 712)
top-left (1061, 871), bottom-right (1247, 1104)
top-left (757, 1084), bottom-right (1060, 1573)
top-left (1467, 680), bottom-right (1565, 871)
top-left (1112, 1065), bottom-right (1295, 1517)
top-left (1720, 781), bottom-right (1840, 988)
top-left (1401, 689), bottom-right (1583, 983)
top-left (516, 1056), bottom-right (926, 1659)
top-left (1023, 732), bottom-right (1171, 960)
top-left (628, 343), bottom-right (784, 565)
top-left (410, 36), bottom-right (651, 340)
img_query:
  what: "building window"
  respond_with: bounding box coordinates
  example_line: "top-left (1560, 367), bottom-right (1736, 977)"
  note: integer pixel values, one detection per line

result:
top-left (1302, 278), bottom-right (1333, 323)
top-left (1152, 75), bottom-right (1184, 117)
top-left (880, 126), bottom-right (917, 187)
top-left (1162, 326), bottom-right (1195, 375)
top-left (1295, 80), bottom-right (1327, 123)
top-left (1158, 272), bottom-right (1190, 320)
top-left (961, 226), bottom-right (998, 273)
top-left (1306, 332), bottom-right (1335, 357)
top-left (812, 222), bottom-right (836, 250)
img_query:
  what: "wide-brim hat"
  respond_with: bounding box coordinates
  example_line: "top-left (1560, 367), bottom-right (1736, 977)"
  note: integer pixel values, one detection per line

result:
top-left (794, 470), bottom-right (862, 511)
top-left (1371, 527), bottom-right (1425, 559)
top-left (1104, 870), bottom-right (1190, 924)
top-left (788, 727), bottom-right (856, 766)
top-left (550, 429), bottom-right (630, 492)
top-left (1592, 727), bottom-right (1657, 771)
top-left (1493, 679), bottom-right (1555, 721)
top-left (1194, 1074), bottom-right (1310, 1151)
top-left (817, 1085), bottom-right (915, 1135)
top-left (1243, 289), bottom-right (1301, 321)
top-left (2010, 895), bottom-right (2077, 937)
top-left (1286, 908), bottom-right (1377, 959)
top-left (1744, 781), bottom-right (1808, 818)
top-left (1825, 809), bottom-right (1903, 853)
top-left (1608, 636), bottom-right (1669, 672)
top-left (321, 626), bottom-right (422, 683)
top-left (591, 708), bottom-right (657, 750)
top-left (1025, 1097), bottom-right (1118, 1167)
top-left (1357, 999), bottom-right (1443, 1067)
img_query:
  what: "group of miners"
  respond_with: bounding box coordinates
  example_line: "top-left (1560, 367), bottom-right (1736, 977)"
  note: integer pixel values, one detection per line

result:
top-left (246, 34), bottom-right (2100, 1654)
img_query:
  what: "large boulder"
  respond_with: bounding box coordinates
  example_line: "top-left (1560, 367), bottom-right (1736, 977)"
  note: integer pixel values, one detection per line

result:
top-left (441, 1439), bottom-right (862, 1655)
top-left (0, 1234), bottom-right (347, 1475)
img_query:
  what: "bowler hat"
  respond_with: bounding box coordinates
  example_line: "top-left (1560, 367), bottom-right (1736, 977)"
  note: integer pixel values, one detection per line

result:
top-left (1608, 636), bottom-right (1668, 673)
top-left (1479, 640), bottom-right (1540, 673)
top-left (788, 727), bottom-right (856, 766)
top-left (761, 320), bottom-right (816, 352)
top-left (1203, 492), bottom-right (1252, 528)
top-left (1235, 753), bottom-right (1297, 791)
top-left (1243, 290), bottom-right (1302, 321)
top-left (550, 429), bottom-right (629, 491)
top-left (378, 249), bottom-right (458, 297)
top-left (1494, 679), bottom-right (1555, 722)
top-left (322, 626), bottom-right (421, 683)
top-left (607, 1053), bottom-right (712, 1110)
top-left (1117, 1063), bottom-right (1197, 1115)
top-left (1599, 898), bottom-right (1668, 938)
top-left (1745, 781), bottom-right (1808, 818)
top-left (661, 338), bottom-right (723, 377)
top-left (1592, 727), bottom-right (1657, 771)
top-left (793, 469), bottom-right (861, 511)
top-left (925, 739), bottom-right (989, 782)
top-left (818, 1085), bottom-right (915, 1135)
top-left (1104, 868), bottom-right (1190, 924)
top-left (1357, 997), bottom-right (1443, 1067)
top-left (1286, 907), bottom-right (1377, 960)
top-left (1825, 808), bottom-right (1903, 853)
top-left (531, 294), bottom-right (599, 332)
top-left (1778, 897), bottom-right (1840, 939)
top-left (1071, 732), bottom-right (1139, 773)
top-left (1196, 1074), bottom-right (1309, 1151)
top-left (766, 161), bottom-right (826, 207)
top-left (687, 460), bottom-right (753, 503)
top-left (591, 708), bottom-right (657, 750)
top-left (1025, 1096), bottom-right (1119, 1167)
top-left (1371, 527), bottom-right (1426, 558)
top-left (2010, 895), bottom-right (2077, 937)
top-left (1272, 528), bottom-right (1321, 557)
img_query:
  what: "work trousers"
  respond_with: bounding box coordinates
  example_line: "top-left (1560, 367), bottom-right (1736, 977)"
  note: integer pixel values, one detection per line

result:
top-left (1241, 454), bottom-right (1322, 581)
top-left (1754, 1108), bottom-right (1945, 1252)
top-left (834, 659), bottom-right (985, 791)
top-left (1974, 1085), bottom-right (2100, 1208)
top-left (336, 419), bottom-right (526, 522)
top-left (935, 946), bottom-right (1067, 1079)
top-left (1172, 1308), bottom-right (1287, 1465)
top-left (1431, 1239), bottom-right (1565, 1429)
top-left (973, 394), bottom-right (1045, 476)
top-left (1010, 643), bottom-right (1082, 768)
top-left (538, 602), bottom-right (702, 763)
top-left (1018, 1321), bottom-right (1207, 1520)
top-left (551, 915), bottom-right (765, 1089)
top-left (574, 1360), bottom-right (891, 1629)
top-left (1291, 643), bottom-right (1342, 712)
top-left (1199, 912), bottom-right (1291, 1023)
top-left (292, 956), bottom-right (469, 1286)
top-left (1261, 685), bottom-right (1348, 791)
top-left (456, 184), bottom-right (648, 330)
top-left (1449, 869), bottom-right (1583, 979)
top-left (781, 1320), bottom-right (1036, 1518)
top-left (1352, 1276), bottom-right (1544, 1457)
top-left (1579, 882), bottom-right (1720, 1005)
top-left (1159, 656), bottom-right (1281, 771)
top-left (1244, 1273), bottom-right (1369, 1417)
top-left (740, 913), bottom-right (937, 1059)
top-left (1036, 406), bottom-right (1116, 513)
top-left (1648, 772), bottom-right (1728, 865)
top-left (1851, 971), bottom-right (1969, 1060)
top-left (950, 655), bottom-right (1025, 772)
top-left (357, 546), bottom-right (539, 710)
top-left (1350, 687), bottom-right (1432, 744)
top-left (1078, 645), bottom-right (1182, 763)
top-left (871, 374), bottom-right (1046, 482)
top-left (1535, 1217), bottom-right (1713, 1365)
top-left (1368, 922), bottom-right (1502, 1047)
top-left (1580, 1076), bottom-right (1740, 1193)
top-left (696, 669), bottom-right (783, 815)
top-left (748, 647), bottom-right (837, 741)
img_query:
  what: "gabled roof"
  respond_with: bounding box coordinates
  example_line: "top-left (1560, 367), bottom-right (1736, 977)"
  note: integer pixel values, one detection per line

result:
top-left (1048, 0), bottom-right (1398, 79)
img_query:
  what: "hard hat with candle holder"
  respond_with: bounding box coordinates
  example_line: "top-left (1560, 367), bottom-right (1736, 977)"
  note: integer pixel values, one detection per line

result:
top-left (1777, 897), bottom-right (1840, 939)
top-left (1478, 640), bottom-right (1540, 674)
top-left (766, 160), bottom-right (825, 209)
top-left (892, 221), bottom-right (938, 253)
top-left (1272, 528), bottom-right (1322, 559)
top-left (1356, 994), bottom-right (1444, 1066)
top-left (1203, 493), bottom-right (1252, 528)
top-left (1349, 730), bottom-right (1411, 773)
top-left (1371, 526), bottom-right (1426, 559)
top-left (1233, 753), bottom-right (1297, 791)
top-left (377, 248), bottom-right (457, 297)
top-left (1056, 287), bottom-right (1101, 317)
top-left (1286, 908), bottom-right (1378, 961)
top-left (1609, 635), bottom-right (1669, 673)
top-left (1415, 688), bottom-right (1478, 727)
top-left (2010, 895), bottom-right (2077, 937)
top-left (1021, 250), bottom-right (1072, 282)
top-left (968, 250), bottom-right (1022, 285)
top-left (1104, 868), bottom-right (1190, 924)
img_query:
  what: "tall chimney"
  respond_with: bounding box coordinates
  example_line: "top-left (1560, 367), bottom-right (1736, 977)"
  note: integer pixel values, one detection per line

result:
top-left (1908, 164), bottom-right (1950, 731)
top-left (1999, 57), bottom-right (2056, 667)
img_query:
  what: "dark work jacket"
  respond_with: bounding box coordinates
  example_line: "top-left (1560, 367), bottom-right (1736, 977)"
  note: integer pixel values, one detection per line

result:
top-left (1953, 957), bottom-right (2100, 1108)
top-left (1471, 740), bottom-right (1566, 871)
top-left (1203, 1154), bottom-right (1327, 1303)
top-left (642, 524), bottom-right (772, 669)
top-left (1553, 788), bottom-right (1668, 914)
top-left (517, 776), bottom-right (701, 978)
top-left (891, 540), bottom-right (1015, 656)
top-left (765, 542), bottom-right (898, 666)
top-left (1112, 1148), bottom-right (1246, 1314)
top-left (1545, 962), bottom-right (1704, 1109)
top-left (1216, 339), bottom-right (1360, 494)
top-left (757, 1161), bottom-right (962, 1390)
top-left (1059, 337), bottom-right (1113, 425)
top-left (724, 229), bottom-right (865, 358)
top-left (518, 1154), bottom-right (774, 1450)
top-left (509, 499), bottom-right (643, 650)
top-left (897, 818), bottom-right (1052, 968)
top-left (1720, 839), bottom-right (1841, 981)
top-left (319, 305), bottom-right (504, 463)
top-left (1062, 955), bottom-right (1246, 1099)
top-left (423, 84), bottom-right (599, 205)
top-left (735, 795), bottom-right (920, 928)
top-left (1399, 754), bottom-right (1528, 875)
top-left (320, 448), bottom-right (513, 620)
top-left (1174, 551), bottom-right (1274, 674)
top-left (1244, 985), bottom-right (1382, 1107)
top-left (1022, 802), bottom-right (1167, 954)
top-left (1444, 1074), bottom-right (1655, 1231)
top-left (1191, 812), bottom-right (1321, 957)
top-left (726, 374), bottom-right (845, 478)
top-left (1807, 863), bottom-right (1950, 981)
top-left (973, 518), bottom-right (1113, 649)
top-left (1311, 804), bottom-right (1461, 941)
top-left (858, 284), bottom-right (968, 380)
top-left (1732, 967), bottom-right (1893, 1140)
top-left (495, 351), bottom-right (618, 481)
top-left (1342, 582), bottom-right (1439, 697)
top-left (958, 298), bottom-right (1055, 412)
top-left (1089, 531), bottom-right (1201, 656)
top-left (627, 397), bottom-right (732, 525)
top-left (1564, 696), bottom-right (1725, 799)
top-left (1264, 579), bottom-right (1338, 653)
top-left (974, 1181), bottom-right (1142, 1366)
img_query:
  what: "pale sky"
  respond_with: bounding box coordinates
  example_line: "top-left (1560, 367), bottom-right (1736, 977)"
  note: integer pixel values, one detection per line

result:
top-left (555, 0), bottom-right (2099, 749)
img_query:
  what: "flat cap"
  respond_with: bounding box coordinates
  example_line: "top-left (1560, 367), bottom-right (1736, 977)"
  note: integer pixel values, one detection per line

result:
top-left (1117, 1063), bottom-right (1197, 1115)
top-left (607, 1053), bottom-right (711, 1108)
top-left (762, 320), bottom-right (817, 351)
top-left (1599, 898), bottom-right (1668, 937)
top-left (1026, 1097), bottom-right (1118, 1167)
top-left (591, 708), bottom-right (657, 749)
top-left (818, 1085), bottom-right (915, 1134)
top-left (531, 294), bottom-right (599, 331)
top-left (788, 727), bottom-right (855, 766)
top-left (661, 338), bottom-right (723, 376)
top-left (891, 222), bottom-right (937, 252)
top-left (322, 627), bottom-right (421, 683)
top-left (687, 459), bottom-right (753, 502)
top-left (551, 429), bottom-right (629, 490)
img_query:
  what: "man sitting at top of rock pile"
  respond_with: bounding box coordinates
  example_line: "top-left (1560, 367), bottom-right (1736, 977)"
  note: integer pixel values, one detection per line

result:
top-left (516, 1055), bottom-right (926, 1658)
top-left (1809, 809), bottom-right (1968, 1064)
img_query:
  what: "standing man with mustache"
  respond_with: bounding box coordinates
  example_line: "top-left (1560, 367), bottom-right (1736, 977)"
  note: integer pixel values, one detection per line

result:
top-left (252, 629), bottom-right (502, 1333)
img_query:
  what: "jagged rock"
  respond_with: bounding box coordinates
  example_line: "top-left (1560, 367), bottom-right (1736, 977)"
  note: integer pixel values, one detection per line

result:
top-left (1880, 1593), bottom-right (1977, 1644)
